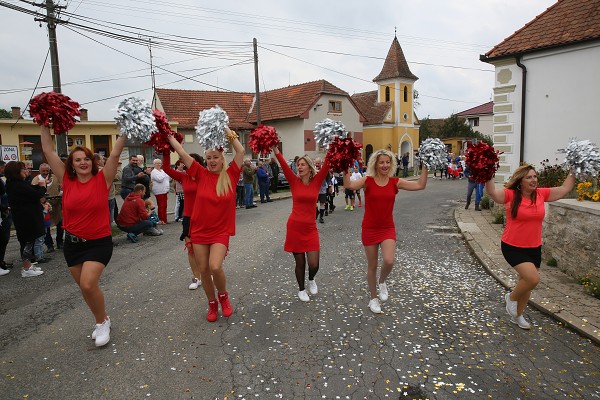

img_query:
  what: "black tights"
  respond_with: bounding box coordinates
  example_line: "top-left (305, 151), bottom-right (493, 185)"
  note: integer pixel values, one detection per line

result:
top-left (293, 251), bottom-right (319, 291)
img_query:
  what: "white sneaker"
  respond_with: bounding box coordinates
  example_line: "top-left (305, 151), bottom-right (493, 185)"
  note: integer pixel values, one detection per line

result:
top-left (188, 278), bottom-right (200, 290)
top-left (22, 267), bottom-right (44, 278)
top-left (307, 280), bottom-right (318, 295)
top-left (95, 318), bottom-right (111, 347)
top-left (505, 292), bottom-right (518, 318)
top-left (368, 298), bottom-right (382, 314)
top-left (298, 290), bottom-right (310, 302)
top-left (0, 268), bottom-right (9, 276)
top-left (378, 283), bottom-right (389, 302)
top-left (510, 315), bottom-right (531, 330)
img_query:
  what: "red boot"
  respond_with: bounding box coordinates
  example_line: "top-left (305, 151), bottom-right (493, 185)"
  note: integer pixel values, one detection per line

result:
top-left (206, 300), bottom-right (219, 322)
top-left (218, 292), bottom-right (233, 317)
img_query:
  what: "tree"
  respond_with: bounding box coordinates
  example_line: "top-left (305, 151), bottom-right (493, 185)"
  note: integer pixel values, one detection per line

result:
top-left (0, 108), bottom-right (11, 119)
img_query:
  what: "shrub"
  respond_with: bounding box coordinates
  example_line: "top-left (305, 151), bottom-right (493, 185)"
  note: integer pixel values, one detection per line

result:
top-left (493, 212), bottom-right (504, 225)
top-left (546, 257), bottom-right (558, 267)
top-left (480, 195), bottom-right (490, 210)
top-left (577, 275), bottom-right (600, 299)
top-left (537, 159), bottom-right (569, 188)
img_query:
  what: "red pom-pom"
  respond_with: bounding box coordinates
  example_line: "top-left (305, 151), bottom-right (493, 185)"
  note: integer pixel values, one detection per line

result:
top-left (29, 92), bottom-right (80, 135)
top-left (146, 110), bottom-right (183, 153)
top-left (249, 124), bottom-right (279, 157)
top-left (465, 142), bottom-right (501, 183)
top-left (326, 137), bottom-right (363, 173)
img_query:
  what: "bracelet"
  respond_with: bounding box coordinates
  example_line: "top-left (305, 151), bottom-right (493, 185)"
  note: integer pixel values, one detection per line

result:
top-left (226, 130), bottom-right (239, 143)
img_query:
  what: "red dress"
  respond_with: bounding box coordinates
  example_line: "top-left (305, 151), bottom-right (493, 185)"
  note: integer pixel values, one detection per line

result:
top-left (186, 160), bottom-right (241, 246)
top-left (361, 176), bottom-right (399, 246)
top-left (163, 152), bottom-right (197, 217)
top-left (277, 152), bottom-right (329, 252)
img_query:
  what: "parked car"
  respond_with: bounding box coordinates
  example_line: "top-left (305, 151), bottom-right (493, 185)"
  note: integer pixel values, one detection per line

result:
top-left (277, 172), bottom-right (289, 189)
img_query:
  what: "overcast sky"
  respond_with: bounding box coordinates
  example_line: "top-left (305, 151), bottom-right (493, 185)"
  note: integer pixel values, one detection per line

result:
top-left (1, 0), bottom-right (557, 122)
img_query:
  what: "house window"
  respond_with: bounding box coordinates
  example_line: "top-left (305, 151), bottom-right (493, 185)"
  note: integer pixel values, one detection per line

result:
top-left (385, 87), bottom-right (390, 102)
top-left (328, 101), bottom-right (342, 113)
top-left (468, 117), bottom-right (479, 127)
top-left (403, 86), bottom-right (408, 102)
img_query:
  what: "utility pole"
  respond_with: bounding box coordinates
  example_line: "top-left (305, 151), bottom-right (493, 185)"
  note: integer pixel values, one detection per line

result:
top-left (253, 38), bottom-right (261, 125)
top-left (36, 0), bottom-right (67, 156)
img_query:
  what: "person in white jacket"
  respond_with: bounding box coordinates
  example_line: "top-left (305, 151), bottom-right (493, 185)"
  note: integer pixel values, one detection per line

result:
top-left (150, 158), bottom-right (171, 224)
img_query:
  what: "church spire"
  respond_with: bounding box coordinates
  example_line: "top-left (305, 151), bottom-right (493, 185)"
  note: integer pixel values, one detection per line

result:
top-left (373, 36), bottom-right (418, 82)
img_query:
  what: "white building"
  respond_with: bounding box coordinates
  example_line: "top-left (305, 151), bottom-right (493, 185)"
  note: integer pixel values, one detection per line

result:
top-left (480, 0), bottom-right (600, 182)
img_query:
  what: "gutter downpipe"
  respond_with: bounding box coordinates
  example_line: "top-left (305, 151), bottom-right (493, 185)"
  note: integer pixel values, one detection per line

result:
top-left (516, 55), bottom-right (527, 164)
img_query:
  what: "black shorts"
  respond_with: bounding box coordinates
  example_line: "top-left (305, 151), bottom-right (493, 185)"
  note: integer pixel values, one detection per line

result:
top-left (344, 189), bottom-right (355, 199)
top-left (501, 241), bottom-right (542, 268)
top-left (63, 233), bottom-right (113, 267)
top-left (318, 193), bottom-right (327, 203)
top-left (180, 216), bottom-right (190, 241)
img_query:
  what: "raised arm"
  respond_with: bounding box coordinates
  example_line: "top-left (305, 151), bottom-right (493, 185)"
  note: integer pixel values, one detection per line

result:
top-left (167, 135), bottom-right (194, 169)
top-left (275, 150), bottom-right (296, 182)
top-left (227, 127), bottom-right (244, 168)
top-left (103, 134), bottom-right (127, 188)
top-left (342, 170), bottom-right (367, 191)
top-left (485, 178), bottom-right (505, 204)
top-left (162, 151), bottom-right (185, 182)
top-left (40, 126), bottom-right (65, 183)
top-left (547, 171), bottom-right (576, 202)
top-left (397, 166), bottom-right (428, 191)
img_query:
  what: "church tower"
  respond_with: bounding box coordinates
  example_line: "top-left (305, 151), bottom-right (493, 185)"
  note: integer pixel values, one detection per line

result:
top-left (351, 35), bottom-right (420, 166)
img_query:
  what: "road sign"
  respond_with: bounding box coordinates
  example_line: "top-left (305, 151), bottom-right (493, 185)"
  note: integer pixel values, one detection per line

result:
top-left (0, 145), bottom-right (19, 162)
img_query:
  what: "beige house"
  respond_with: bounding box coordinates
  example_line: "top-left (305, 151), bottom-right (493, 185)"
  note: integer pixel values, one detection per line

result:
top-left (0, 107), bottom-right (172, 170)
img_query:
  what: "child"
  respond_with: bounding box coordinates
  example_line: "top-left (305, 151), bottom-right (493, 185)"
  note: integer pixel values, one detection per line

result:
top-left (145, 199), bottom-right (160, 226)
top-left (33, 200), bottom-right (52, 263)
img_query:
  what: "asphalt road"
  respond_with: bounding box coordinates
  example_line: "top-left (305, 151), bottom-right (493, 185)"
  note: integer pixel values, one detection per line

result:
top-left (1, 179), bottom-right (599, 399)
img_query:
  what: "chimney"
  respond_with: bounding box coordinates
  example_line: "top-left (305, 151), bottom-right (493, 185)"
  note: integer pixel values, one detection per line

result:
top-left (11, 106), bottom-right (20, 119)
top-left (79, 108), bottom-right (88, 121)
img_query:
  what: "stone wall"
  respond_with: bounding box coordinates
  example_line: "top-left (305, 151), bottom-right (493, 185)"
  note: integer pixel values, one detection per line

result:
top-left (542, 199), bottom-right (600, 280)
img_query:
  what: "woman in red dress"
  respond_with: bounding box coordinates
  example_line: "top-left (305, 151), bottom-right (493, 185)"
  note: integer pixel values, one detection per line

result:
top-left (274, 147), bottom-right (330, 302)
top-left (167, 130), bottom-right (243, 322)
top-left (162, 150), bottom-right (204, 290)
top-left (343, 149), bottom-right (428, 314)
top-left (41, 125), bottom-right (126, 346)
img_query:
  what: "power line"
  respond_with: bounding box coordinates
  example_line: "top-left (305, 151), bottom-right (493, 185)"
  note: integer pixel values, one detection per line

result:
top-left (260, 43), bottom-right (494, 73)
top-left (12, 48), bottom-right (50, 127)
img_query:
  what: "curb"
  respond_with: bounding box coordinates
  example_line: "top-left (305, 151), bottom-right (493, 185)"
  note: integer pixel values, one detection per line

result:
top-left (455, 207), bottom-right (600, 345)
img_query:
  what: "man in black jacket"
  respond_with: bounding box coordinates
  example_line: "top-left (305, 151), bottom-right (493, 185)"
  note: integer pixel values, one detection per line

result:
top-left (120, 155), bottom-right (149, 200)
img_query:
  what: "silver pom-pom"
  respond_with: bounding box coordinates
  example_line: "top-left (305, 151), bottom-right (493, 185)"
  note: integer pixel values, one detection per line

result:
top-left (314, 118), bottom-right (347, 149)
top-left (419, 138), bottom-right (448, 170)
top-left (564, 139), bottom-right (600, 180)
top-left (114, 97), bottom-right (157, 141)
top-left (196, 106), bottom-right (229, 150)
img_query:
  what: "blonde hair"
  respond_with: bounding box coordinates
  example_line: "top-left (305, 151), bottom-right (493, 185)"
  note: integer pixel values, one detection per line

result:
top-left (207, 150), bottom-right (232, 197)
top-left (297, 155), bottom-right (317, 181)
top-left (366, 149), bottom-right (397, 177)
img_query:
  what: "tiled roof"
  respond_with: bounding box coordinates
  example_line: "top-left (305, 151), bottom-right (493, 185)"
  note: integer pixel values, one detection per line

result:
top-left (252, 80), bottom-right (349, 122)
top-left (350, 91), bottom-right (392, 126)
top-left (373, 36), bottom-right (418, 82)
top-left (156, 80), bottom-right (354, 129)
top-left (457, 101), bottom-right (493, 117)
top-left (155, 89), bottom-right (255, 130)
top-left (484, 0), bottom-right (600, 59)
